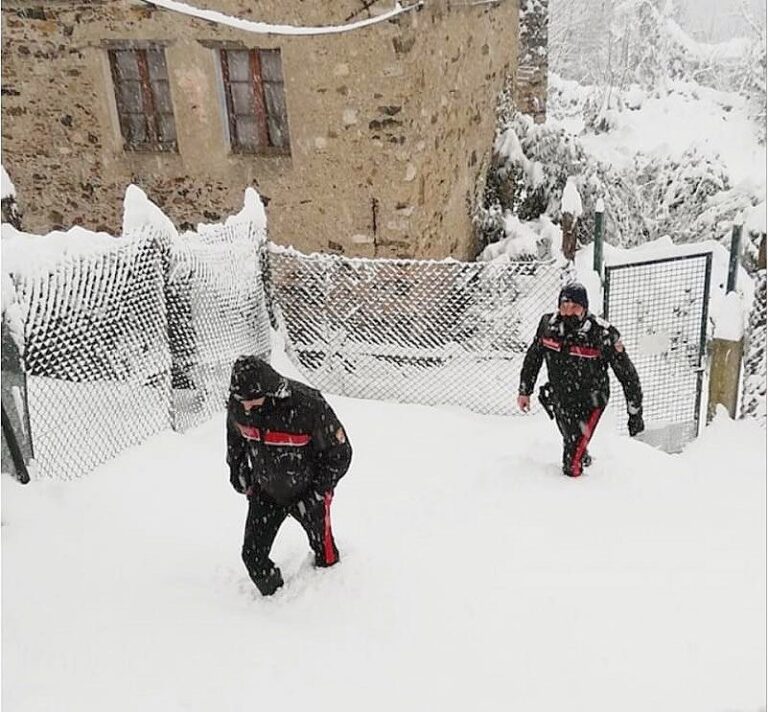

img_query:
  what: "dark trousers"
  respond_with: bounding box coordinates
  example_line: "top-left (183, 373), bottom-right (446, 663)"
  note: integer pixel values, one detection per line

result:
top-left (553, 401), bottom-right (604, 477)
top-left (242, 489), bottom-right (339, 583)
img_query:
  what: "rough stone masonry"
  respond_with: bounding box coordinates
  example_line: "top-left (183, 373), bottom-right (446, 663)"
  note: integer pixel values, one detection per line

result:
top-left (1, 0), bottom-right (522, 259)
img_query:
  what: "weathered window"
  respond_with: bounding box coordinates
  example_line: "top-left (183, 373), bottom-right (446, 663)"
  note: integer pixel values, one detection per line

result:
top-left (219, 48), bottom-right (290, 154)
top-left (108, 47), bottom-right (177, 152)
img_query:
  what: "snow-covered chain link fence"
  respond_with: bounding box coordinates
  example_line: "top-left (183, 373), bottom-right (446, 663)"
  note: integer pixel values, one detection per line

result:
top-left (6, 223), bottom-right (268, 479)
top-left (5, 216), bottom-right (763, 480)
top-left (265, 246), bottom-right (562, 415)
top-left (165, 223), bottom-right (270, 432)
top-left (14, 227), bottom-right (172, 479)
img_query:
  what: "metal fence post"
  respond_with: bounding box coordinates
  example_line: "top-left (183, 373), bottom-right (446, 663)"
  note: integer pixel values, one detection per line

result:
top-left (593, 198), bottom-right (605, 281)
top-left (1, 403), bottom-right (29, 484)
top-left (1, 312), bottom-right (33, 483)
top-left (726, 220), bottom-right (743, 293)
top-left (602, 264), bottom-right (611, 319)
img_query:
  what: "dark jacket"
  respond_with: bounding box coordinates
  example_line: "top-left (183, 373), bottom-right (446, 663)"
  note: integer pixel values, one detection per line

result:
top-left (227, 378), bottom-right (352, 506)
top-left (519, 311), bottom-right (642, 413)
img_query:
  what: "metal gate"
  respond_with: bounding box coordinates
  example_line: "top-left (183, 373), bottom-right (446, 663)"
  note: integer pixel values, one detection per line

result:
top-left (603, 253), bottom-right (712, 452)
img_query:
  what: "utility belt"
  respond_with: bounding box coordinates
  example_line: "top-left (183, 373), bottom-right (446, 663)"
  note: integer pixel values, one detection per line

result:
top-left (539, 383), bottom-right (607, 416)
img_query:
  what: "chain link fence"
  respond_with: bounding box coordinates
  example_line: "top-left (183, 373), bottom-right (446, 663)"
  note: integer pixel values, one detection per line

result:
top-left (3, 222), bottom-right (268, 479)
top-left (6, 216), bottom-right (759, 481)
top-left (13, 227), bottom-right (172, 479)
top-left (266, 246), bottom-right (562, 415)
top-left (166, 224), bottom-right (271, 432)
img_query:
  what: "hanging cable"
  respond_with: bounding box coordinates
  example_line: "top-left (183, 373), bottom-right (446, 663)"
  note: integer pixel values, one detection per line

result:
top-left (138, 0), bottom-right (424, 36)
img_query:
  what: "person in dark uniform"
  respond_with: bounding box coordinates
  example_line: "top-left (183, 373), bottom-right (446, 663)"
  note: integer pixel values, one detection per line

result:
top-left (517, 282), bottom-right (644, 478)
top-left (227, 356), bottom-right (352, 595)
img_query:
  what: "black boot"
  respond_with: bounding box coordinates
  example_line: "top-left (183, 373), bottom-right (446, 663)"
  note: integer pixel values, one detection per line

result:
top-left (582, 451), bottom-right (592, 468)
top-left (253, 567), bottom-right (284, 596)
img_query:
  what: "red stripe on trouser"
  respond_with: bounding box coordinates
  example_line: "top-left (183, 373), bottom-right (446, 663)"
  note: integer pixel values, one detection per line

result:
top-left (569, 407), bottom-right (603, 477)
top-left (322, 492), bottom-right (337, 565)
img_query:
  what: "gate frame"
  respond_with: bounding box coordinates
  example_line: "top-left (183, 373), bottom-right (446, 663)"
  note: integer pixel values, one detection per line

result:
top-left (603, 251), bottom-right (713, 438)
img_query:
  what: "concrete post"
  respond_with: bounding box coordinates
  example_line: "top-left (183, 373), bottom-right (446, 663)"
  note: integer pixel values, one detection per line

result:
top-left (707, 216), bottom-right (746, 423)
top-left (707, 338), bottom-right (744, 422)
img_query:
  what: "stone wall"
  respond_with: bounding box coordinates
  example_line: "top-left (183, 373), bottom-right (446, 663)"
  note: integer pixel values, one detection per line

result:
top-left (1, 0), bottom-right (519, 259)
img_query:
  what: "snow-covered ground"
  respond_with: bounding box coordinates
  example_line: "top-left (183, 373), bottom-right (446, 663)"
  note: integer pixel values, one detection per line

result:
top-left (2, 343), bottom-right (765, 712)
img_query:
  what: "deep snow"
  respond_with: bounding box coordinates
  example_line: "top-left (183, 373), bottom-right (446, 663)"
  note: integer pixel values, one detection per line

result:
top-left (2, 345), bottom-right (765, 712)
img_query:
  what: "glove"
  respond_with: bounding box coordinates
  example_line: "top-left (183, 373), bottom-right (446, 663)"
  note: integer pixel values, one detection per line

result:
top-left (229, 465), bottom-right (248, 494)
top-left (628, 413), bottom-right (645, 437)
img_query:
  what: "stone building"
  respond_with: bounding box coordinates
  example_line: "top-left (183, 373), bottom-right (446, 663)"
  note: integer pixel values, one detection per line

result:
top-left (1, 0), bottom-right (538, 259)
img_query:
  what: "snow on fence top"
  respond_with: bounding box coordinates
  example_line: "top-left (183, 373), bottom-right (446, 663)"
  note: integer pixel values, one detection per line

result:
top-left (199, 187), bottom-right (267, 235)
top-left (1, 223), bottom-right (122, 278)
top-left (122, 184), bottom-right (178, 239)
top-left (138, 0), bottom-right (423, 36)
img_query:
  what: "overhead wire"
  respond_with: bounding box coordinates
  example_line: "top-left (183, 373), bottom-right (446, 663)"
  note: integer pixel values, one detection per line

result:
top-left (138, 0), bottom-right (425, 36)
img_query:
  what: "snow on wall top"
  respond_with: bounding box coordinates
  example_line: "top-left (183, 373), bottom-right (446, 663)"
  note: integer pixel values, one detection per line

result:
top-left (137, 0), bottom-right (422, 36)
top-left (1, 165), bottom-right (16, 200)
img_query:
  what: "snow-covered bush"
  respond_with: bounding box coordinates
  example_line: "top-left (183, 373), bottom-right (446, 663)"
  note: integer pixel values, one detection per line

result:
top-left (634, 147), bottom-right (734, 244)
top-left (476, 110), bottom-right (649, 253)
top-left (741, 269), bottom-right (766, 423)
top-left (732, 36), bottom-right (767, 145)
top-left (477, 88), bottom-right (761, 255)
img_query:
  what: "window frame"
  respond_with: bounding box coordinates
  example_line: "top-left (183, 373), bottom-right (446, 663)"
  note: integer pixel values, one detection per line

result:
top-left (107, 44), bottom-right (178, 154)
top-left (218, 47), bottom-right (290, 156)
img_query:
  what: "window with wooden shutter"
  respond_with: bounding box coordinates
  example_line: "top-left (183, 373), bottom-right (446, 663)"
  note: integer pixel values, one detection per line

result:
top-left (108, 46), bottom-right (177, 152)
top-left (219, 48), bottom-right (290, 155)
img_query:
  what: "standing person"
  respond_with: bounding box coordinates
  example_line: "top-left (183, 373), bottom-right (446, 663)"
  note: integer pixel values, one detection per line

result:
top-left (517, 282), bottom-right (644, 478)
top-left (227, 355), bottom-right (352, 596)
